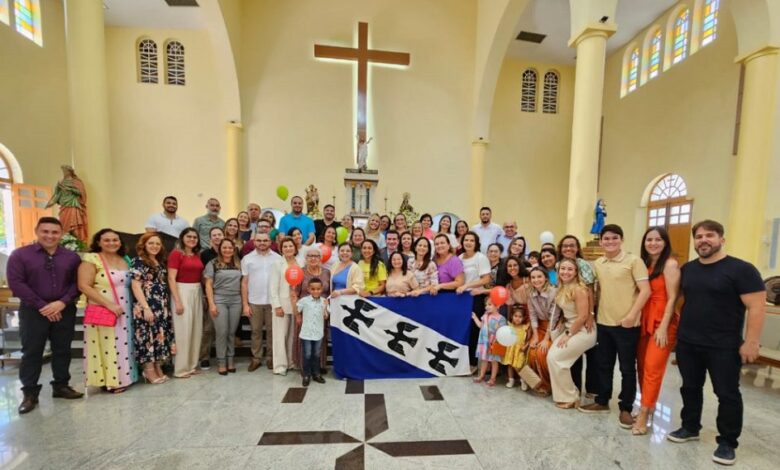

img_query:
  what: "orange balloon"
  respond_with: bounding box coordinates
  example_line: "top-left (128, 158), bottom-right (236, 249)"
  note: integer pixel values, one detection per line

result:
top-left (490, 286), bottom-right (509, 306)
top-left (285, 265), bottom-right (304, 286)
top-left (320, 245), bottom-right (332, 263)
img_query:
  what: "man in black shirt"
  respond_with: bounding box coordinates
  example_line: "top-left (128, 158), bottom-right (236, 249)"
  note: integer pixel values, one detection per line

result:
top-left (667, 220), bottom-right (765, 466)
top-left (314, 204), bottom-right (340, 242)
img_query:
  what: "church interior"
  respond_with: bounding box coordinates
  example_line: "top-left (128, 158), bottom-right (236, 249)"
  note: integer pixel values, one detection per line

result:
top-left (0, 0), bottom-right (779, 468)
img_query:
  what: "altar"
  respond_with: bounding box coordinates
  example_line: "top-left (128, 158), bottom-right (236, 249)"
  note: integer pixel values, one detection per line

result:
top-left (343, 169), bottom-right (379, 218)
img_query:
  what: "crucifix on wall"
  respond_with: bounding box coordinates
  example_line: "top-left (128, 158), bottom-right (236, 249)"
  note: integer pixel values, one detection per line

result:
top-left (314, 22), bottom-right (411, 168)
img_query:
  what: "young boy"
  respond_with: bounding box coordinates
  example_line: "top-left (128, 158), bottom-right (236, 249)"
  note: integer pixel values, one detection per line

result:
top-left (294, 278), bottom-right (328, 387)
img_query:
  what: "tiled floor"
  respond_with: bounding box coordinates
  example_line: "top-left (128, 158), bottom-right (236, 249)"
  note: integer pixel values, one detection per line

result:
top-left (0, 359), bottom-right (777, 469)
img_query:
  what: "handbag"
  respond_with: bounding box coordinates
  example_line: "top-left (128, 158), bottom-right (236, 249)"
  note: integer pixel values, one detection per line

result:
top-left (489, 339), bottom-right (507, 357)
top-left (83, 255), bottom-right (122, 328)
top-left (518, 364), bottom-right (542, 390)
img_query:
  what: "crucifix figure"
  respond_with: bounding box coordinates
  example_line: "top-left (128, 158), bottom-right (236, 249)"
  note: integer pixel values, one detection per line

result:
top-left (314, 22), bottom-right (411, 168)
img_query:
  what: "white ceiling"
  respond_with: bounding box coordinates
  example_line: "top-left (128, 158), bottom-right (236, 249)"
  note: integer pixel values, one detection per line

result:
top-left (507, 0), bottom-right (678, 64)
top-left (103, 0), bottom-right (205, 30)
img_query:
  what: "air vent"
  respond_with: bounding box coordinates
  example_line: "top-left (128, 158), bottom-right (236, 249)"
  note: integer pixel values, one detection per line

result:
top-left (165, 0), bottom-right (199, 6)
top-left (516, 31), bottom-right (546, 44)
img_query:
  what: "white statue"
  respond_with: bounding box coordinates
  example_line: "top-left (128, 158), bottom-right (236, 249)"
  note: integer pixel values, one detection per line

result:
top-left (356, 135), bottom-right (373, 171)
top-left (356, 183), bottom-right (367, 213)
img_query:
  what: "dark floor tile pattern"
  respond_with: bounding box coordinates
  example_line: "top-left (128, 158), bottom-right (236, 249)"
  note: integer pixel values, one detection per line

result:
top-left (345, 379), bottom-right (364, 394)
top-left (370, 440), bottom-right (475, 457)
top-left (364, 394), bottom-right (389, 441)
top-left (335, 444), bottom-right (365, 470)
top-left (257, 431), bottom-right (360, 445)
top-left (420, 385), bottom-right (444, 401)
top-left (281, 387), bottom-right (307, 403)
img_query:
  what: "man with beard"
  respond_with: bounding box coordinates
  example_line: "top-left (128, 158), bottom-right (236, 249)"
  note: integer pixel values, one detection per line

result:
top-left (145, 196), bottom-right (189, 238)
top-left (471, 207), bottom-right (502, 254)
top-left (278, 196), bottom-right (316, 246)
top-left (193, 198), bottom-right (225, 250)
top-left (314, 204), bottom-right (341, 242)
top-left (667, 220), bottom-right (765, 466)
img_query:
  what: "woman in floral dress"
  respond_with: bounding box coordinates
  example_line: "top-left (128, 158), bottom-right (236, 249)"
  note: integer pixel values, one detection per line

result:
top-left (130, 232), bottom-right (174, 384)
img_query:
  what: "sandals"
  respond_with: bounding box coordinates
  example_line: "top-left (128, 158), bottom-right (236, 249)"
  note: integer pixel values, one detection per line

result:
top-left (555, 401), bottom-right (578, 409)
top-left (473, 376), bottom-right (485, 384)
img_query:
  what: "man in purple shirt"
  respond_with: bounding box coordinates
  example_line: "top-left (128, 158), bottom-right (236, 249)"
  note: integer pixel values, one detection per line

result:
top-left (7, 217), bottom-right (84, 414)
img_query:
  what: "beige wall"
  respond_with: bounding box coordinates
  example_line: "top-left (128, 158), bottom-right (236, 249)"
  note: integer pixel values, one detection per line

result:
top-left (599, 5), bottom-right (740, 258)
top-left (0, 0), bottom-right (70, 186)
top-left (237, 0), bottom-right (476, 217)
top-left (486, 58), bottom-right (574, 248)
top-left (105, 27), bottom-right (226, 232)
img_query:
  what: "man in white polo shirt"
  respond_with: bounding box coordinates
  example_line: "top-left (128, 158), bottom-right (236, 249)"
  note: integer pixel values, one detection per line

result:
top-left (471, 206), bottom-right (502, 254)
top-left (241, 232), bottom-right (281, 372)
top-left (145, 196), bottom-right (189, 237)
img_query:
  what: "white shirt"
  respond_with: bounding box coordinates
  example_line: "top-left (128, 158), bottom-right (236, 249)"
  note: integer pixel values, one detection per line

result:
top-left (241, 249), bottom-right (282, 305)
top-left (145, 213), bottom-right (190, 238)
top-left (471, 223), bottom-right (502, 254)
top-left (459, 252), bottom-right (491, 285)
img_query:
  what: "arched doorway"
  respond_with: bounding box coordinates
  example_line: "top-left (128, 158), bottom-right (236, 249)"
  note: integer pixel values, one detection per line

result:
top-left (645, 173), bottom-right (693, 264)
top-left (0, 148), bottom-right (18, 255)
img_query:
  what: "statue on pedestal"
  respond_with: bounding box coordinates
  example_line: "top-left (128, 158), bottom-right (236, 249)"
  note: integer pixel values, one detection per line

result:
top-left (46, 164), bottom-right (89, 242)
top-left (589, 198), bottom-right (607, 236)
top-left (305, 184), bottom-right (321, 218)
top-left (356, 135), bottom-right (373, 172)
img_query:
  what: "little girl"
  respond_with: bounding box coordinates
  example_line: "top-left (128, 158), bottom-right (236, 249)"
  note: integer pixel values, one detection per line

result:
top-left (472, 298), bottom-right (507, 387)
top-left (502, 305), bottom-right (531, 390)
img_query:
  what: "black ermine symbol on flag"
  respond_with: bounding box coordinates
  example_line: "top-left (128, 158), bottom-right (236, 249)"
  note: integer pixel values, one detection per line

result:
top-left (426, 341), bottom-right (459, 374)
top-left (384, 322), bottom-right (419, 356)
top-left (342, 299), bottom-right (377, 335)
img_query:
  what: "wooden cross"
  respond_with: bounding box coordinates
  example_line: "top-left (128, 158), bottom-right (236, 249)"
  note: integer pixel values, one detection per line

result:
top-left (314, 22), bottom-right (411, 157)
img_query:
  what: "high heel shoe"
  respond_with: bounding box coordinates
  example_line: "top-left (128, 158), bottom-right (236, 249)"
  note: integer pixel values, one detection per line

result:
top-left (142, 371), bottom-right (165, 384)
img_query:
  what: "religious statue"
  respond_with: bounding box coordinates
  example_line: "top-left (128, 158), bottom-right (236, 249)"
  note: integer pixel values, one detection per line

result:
top-left (355, 183), bottom-right (367, 213)
top-left (356, 135), bottom-right (373, 171)
top-left (394, 192), bottom-right (419, 223)
top-left (46, 164), bottom-right (89, 242)
top-left (305, 184), bottom-right (321, 218)
top-left (589, 198), bottom-right (607, 236)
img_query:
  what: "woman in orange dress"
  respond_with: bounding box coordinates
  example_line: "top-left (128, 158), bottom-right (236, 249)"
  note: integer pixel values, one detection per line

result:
top-left (634, 226), bottom-right (680, 435)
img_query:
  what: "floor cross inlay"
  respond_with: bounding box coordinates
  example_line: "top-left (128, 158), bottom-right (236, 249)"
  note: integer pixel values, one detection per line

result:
top-left (258, 380), bottom-right (475, 469)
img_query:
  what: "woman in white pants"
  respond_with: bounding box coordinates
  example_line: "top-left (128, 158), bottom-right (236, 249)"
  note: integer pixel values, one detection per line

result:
top-left (269, 237), bottom-right (299, 375)
top-left (547, 258), bottom-right (597, 409)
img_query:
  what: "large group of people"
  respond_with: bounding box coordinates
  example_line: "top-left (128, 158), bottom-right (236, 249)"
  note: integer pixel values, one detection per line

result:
top-left (5, 194), bottom-right (767, 466)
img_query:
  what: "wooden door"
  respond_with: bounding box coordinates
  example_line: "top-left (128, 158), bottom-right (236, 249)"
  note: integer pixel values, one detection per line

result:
top-left (647, 197), bottom-right (693, 264)
top-left (12, 184), bottom-right (52, 247)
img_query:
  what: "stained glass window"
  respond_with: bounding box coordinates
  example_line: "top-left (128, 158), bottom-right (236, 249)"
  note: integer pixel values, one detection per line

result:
top-left (701, 0), bottom-right (719, 47)
top-left (138, 39), bottom-right (159, 84)
top-left (672, 9), bottom-right (690, 65)
top-left (627, 48), bottom-right (639, 93)
top-left (14, 0), bottom-right (34, 40)
top-left (166, 41), bottom-right (185, 86)
top-left (650, 174), bottom-right (688, 202)
top-left (0, 1), bottom-right (9, 25)
top-left (542, 71), bottom-right (559, 114)
top-left (521, 69), bottom-right (537, 112)
top-left (648, 30), bottom-right (662, 80)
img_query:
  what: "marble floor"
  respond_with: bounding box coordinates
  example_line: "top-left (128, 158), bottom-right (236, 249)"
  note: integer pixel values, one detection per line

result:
top-left (0, 359), bottom-right (777, 470)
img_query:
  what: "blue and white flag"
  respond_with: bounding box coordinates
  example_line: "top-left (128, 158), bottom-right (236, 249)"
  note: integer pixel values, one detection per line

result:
top-left (330, 293), bottom-right (472, 379)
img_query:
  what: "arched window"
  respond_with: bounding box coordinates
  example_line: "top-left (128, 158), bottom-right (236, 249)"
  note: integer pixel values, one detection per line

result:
top-left (672, 9), bottom-right (690, 65)
top-left (521, 69), bottom-right (537, 112)
top-left (542, 71), bottom-right (559, 114)
top-left (138, 38), bottom-right (159, 84)
top-left (0, 1), bottom-right (10, 25)
top-left (700, 0), bottom-right (719, 47)
top-left (627, 48), bottom-right (640, 93)
top-left (13, 0), bottom-right (41, 45)
top-left (646, 173), bottom-right (693, 263)
top-left (165, 40), bottom-right (185, 86)
top-left (647, 29), bottom-right (662, 80)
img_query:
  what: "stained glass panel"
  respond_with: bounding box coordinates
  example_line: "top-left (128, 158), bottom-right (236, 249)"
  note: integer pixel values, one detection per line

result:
top-left (627, 48), bottom-right (639, 93)
top-left (672, 9), bottom-right (690, 65)
top-left (648, 30), bottom-right (662, 80)
top-left (701, 0), bottom-right (719, 47)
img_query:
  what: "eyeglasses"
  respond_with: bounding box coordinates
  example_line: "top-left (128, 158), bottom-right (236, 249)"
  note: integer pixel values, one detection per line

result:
top-left (306, 254), bottom-right (321, 258)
